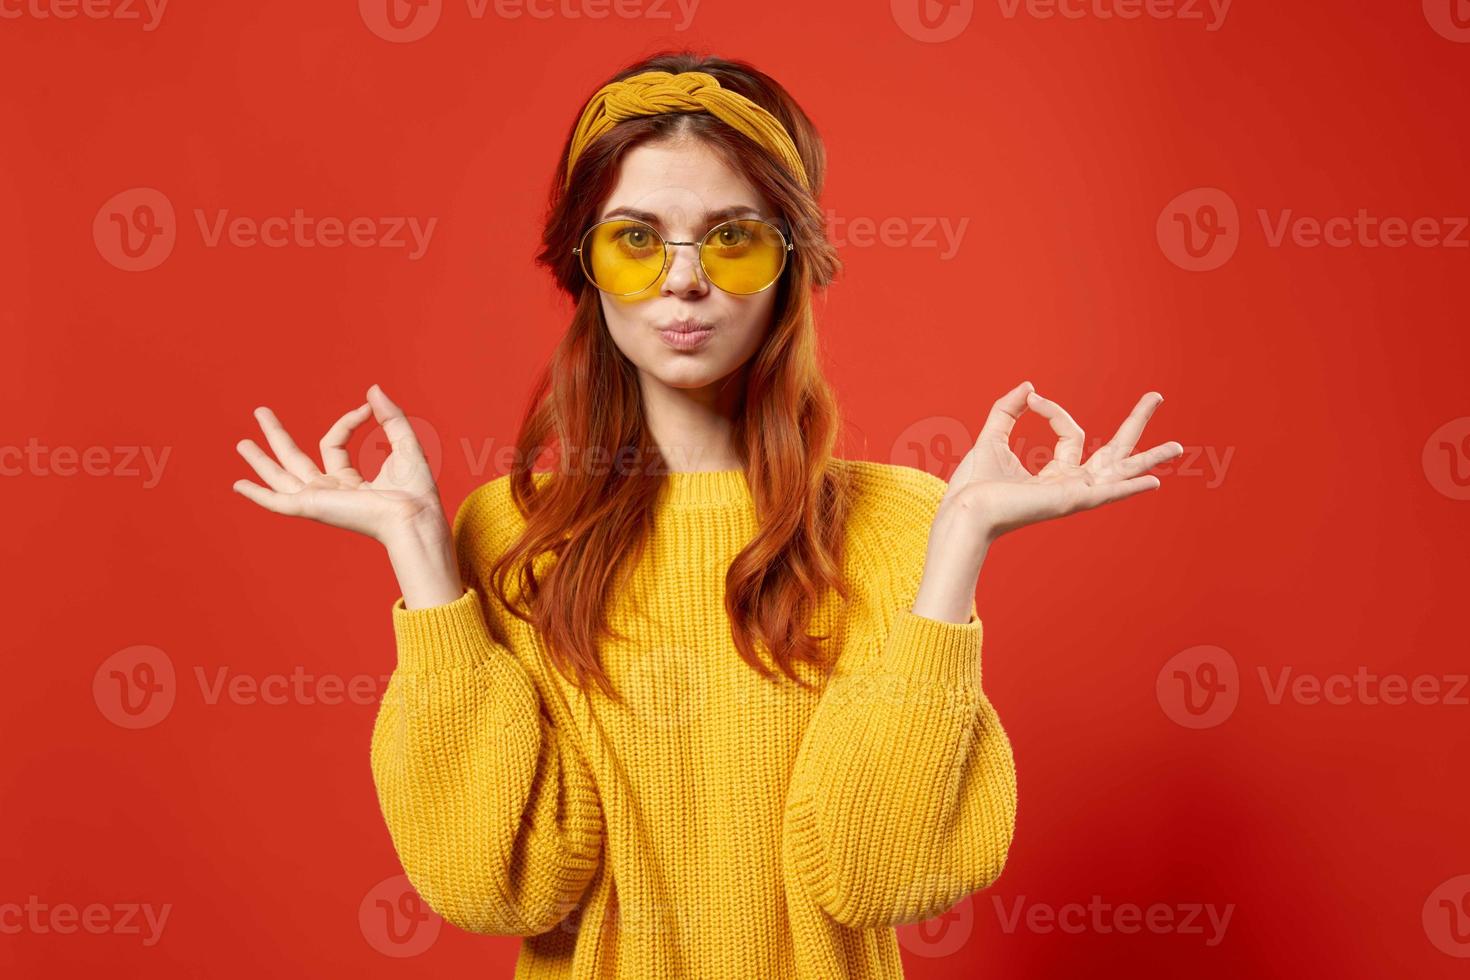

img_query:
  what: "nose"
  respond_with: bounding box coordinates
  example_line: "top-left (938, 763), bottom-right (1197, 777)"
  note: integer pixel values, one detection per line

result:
top-left (659, 240), bottom-right (710, 298)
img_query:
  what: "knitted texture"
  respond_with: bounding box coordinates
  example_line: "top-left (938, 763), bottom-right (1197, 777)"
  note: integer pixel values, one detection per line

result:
top-left (565, 70), bottom-right (810, 192)
top-left (369, 458), bottom-right (1018, 978)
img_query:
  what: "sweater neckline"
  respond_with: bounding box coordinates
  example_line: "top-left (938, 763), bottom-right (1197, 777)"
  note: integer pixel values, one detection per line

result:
top-left (657, 468), bottom-right (752, 508)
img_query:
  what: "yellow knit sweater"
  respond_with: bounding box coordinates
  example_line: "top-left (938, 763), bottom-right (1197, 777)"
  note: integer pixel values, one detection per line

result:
top-left (370, 459), bottom-right (1018, 979)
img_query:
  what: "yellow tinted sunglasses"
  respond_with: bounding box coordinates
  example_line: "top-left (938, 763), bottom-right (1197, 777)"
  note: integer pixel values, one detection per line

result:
top-left (574, 217), bottom-right (794, 297)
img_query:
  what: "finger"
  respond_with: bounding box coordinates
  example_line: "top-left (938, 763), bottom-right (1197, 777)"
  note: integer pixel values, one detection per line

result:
top-left (232, 478), bottom-right (303, 516)
top-left (320, 402), bottom-right (372, 477)
top-left (1113, 441), bottom-right (1184, 480)
top-left (236, 438), bottom-right (304, 493)
top-left (1075, 474), bottom-right (1162, 511)
top-left (253, 406), bottom-right (323, 483)
top-left (366, 384), bottom-right (422, 457)
top-left (976, 380), bottom-right (1036, 446)
top-left (1099, 391), bottom-right (1164, 461)
top-left (1026, 391), bottom-right (1085, 468)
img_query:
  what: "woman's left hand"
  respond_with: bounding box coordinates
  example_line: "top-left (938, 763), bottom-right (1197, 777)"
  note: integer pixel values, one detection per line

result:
top-left (938, 380), bottom-right (1184, 555)
top-left (911, 380), bottom-right (1183, 624)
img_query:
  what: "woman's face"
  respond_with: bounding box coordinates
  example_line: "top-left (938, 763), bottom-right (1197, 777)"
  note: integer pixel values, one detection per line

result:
top-left (592, 137), bottom-right (782, 397)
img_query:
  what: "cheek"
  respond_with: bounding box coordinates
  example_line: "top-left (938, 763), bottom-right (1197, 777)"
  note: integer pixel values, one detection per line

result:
top-left (707, 293), bottom-right (774, 348)
top-left (600, 303), bottom-right (644, 357)
top-left (736, 293), bottom-right (779, 343)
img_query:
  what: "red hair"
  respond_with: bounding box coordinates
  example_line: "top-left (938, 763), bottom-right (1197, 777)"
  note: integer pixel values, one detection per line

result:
top-left (488, 50), bottom-right (853, 702)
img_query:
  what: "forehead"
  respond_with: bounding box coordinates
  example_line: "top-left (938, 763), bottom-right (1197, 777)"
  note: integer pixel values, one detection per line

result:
top-left (598, 139), bottom-right (773, 226)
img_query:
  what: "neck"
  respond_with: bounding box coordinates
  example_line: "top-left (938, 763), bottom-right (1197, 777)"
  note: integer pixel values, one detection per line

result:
top-left (639, 368), bottom-right (745, 473)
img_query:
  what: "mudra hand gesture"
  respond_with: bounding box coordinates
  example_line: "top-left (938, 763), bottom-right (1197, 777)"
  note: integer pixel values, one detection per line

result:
top-left (939, 380), bottom-right (1184, 552)
top-left (231, 384), bottom-right (448, 546)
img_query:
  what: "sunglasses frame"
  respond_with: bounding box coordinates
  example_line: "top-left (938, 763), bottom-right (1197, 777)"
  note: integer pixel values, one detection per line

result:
top-left (573, 216), bottom-right (795, 297)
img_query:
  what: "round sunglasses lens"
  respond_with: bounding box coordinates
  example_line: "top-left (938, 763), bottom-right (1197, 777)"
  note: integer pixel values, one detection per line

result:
top-left (701, 220), bottom-right (788, 294)
top-left (582, 220), bottom-right (664, 294)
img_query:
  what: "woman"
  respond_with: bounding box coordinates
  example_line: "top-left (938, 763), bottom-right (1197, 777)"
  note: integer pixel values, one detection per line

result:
top-left (232, 51), bottom-right (1181, 979)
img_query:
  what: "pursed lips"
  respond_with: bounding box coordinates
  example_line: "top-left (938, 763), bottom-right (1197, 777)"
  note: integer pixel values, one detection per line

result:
top-left (660, 319), bottom-right (714, 333)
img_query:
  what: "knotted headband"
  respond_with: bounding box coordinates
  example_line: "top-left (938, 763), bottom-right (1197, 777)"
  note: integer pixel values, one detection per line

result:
top-left (565, 70), bottom-right (810, 193)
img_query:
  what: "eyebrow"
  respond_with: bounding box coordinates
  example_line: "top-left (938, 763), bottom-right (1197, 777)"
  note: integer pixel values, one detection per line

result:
top-left (599, 205), bottom-right (765, 227)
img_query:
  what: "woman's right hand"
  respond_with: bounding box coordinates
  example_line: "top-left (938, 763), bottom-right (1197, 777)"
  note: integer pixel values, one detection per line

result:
top-left (232, 383), bottom-right (447, 546)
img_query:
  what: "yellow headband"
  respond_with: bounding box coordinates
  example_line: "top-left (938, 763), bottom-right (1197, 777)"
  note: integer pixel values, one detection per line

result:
top-left (565, 70), bottom-right (809, 193)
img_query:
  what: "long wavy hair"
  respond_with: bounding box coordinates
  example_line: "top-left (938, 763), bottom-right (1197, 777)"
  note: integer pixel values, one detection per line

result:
top-left (487, 50), bottom-right (853, 702)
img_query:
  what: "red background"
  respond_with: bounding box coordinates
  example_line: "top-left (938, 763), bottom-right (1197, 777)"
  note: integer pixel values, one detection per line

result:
top-left (3, 0), bottom-right (1468, 976)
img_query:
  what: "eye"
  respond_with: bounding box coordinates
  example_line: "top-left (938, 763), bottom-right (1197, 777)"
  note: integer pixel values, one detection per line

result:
top-left (715, 225), bottom-right (751, 246)
top-left (609, 224), bottom-right (662, 256)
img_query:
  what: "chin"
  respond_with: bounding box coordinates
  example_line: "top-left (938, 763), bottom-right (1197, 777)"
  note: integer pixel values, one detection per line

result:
top-left (650, 365), bottom-right (724, 390)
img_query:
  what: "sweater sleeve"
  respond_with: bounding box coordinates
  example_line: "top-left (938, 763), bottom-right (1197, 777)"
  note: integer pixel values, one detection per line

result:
top-left (369, 485), bottom-right (604, 936)
top-left (781, 469), bottom-right (1018, 930)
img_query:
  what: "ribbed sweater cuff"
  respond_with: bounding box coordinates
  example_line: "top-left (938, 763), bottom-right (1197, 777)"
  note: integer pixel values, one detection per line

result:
top-left (391, 587), bottom-right (500, 671)
top-left (880, 608), bottom-right (984, 688)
